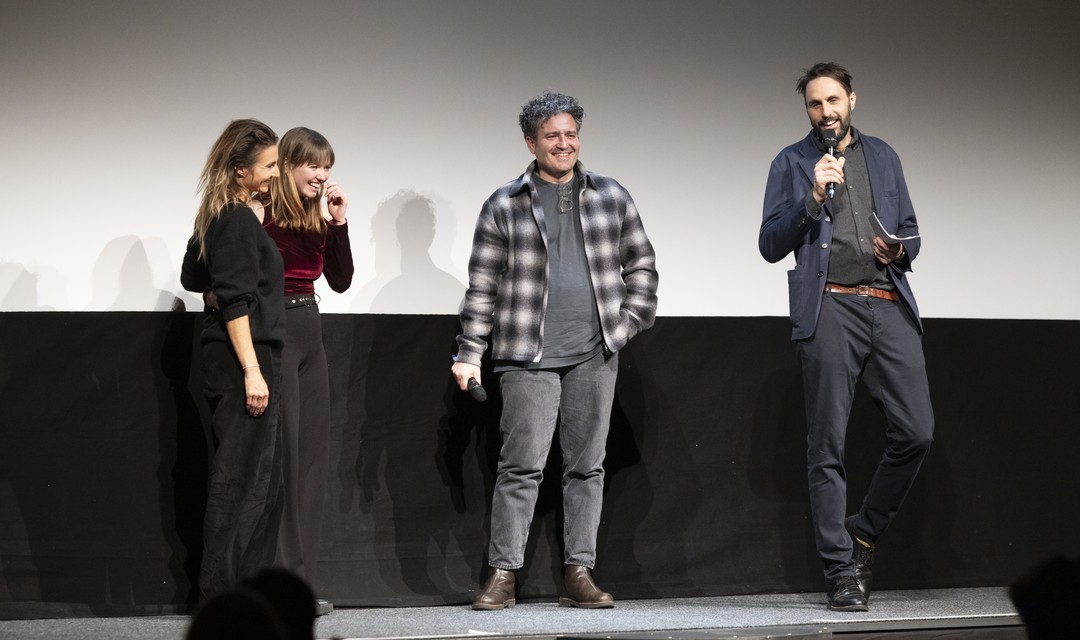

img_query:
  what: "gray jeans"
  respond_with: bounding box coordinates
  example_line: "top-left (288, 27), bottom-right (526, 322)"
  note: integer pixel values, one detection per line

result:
top-left (488, 351), bottom-right (619, 569)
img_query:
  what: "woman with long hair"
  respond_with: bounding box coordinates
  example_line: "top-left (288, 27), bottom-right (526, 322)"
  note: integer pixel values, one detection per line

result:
top-left (181, 118), bottom-right (285, 599)
top-left (265, 127), bottom-right (354, 610)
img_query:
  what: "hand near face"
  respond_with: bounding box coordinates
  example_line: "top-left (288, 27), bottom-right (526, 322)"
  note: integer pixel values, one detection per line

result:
top-left (324, 182), bottom-right (348, 223)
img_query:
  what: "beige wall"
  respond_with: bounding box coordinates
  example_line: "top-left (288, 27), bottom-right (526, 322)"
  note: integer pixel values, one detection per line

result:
top-left (2, 0), bottom-right (1077, 318)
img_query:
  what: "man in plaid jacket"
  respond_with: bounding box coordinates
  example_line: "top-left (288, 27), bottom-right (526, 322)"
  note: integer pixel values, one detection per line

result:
top-left (452, 91), bottom-right (658, 610)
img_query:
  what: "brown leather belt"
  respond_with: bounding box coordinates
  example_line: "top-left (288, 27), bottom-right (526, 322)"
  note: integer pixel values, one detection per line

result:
top-left (824, 284), bottom-right (899, 301)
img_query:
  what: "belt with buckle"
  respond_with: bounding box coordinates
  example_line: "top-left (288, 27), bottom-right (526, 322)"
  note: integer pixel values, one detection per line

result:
top-left (824, 284), bottom-right (899, 301)
top-left (284, 294), bottom-right (318, 308)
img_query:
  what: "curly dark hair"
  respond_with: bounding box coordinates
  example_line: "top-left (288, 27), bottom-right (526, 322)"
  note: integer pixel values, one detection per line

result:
top-left (518, 91), bottom-right (584, 139)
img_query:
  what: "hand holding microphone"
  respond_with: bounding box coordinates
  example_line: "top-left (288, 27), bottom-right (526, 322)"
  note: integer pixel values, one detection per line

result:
top-left (452, 361), bottom-right (487, 402)
top-left (467, 378), bottom-right (487, 402)
top-left (814, 134), bottom-right (846, 203)
top-left (822, 133), bottom-right (838, 199)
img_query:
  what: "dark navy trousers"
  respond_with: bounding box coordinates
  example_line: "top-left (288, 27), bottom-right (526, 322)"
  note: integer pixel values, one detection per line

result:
top-left (797, 292), bottom-right (934, 581)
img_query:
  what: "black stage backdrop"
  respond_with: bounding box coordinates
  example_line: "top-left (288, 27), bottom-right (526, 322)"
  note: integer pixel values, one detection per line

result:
top-left (0, 312), bottom-right (1077, 617)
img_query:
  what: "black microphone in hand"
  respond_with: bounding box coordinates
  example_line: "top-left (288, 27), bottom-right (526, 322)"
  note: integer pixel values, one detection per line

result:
top-left (467, 378), bottom-right (488, 402)
top-left (822, 133), bottom-right (838, 199)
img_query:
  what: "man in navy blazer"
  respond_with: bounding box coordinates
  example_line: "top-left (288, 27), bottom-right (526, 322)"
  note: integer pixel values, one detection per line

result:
top-left (759, 62), bottom-right (934, 612)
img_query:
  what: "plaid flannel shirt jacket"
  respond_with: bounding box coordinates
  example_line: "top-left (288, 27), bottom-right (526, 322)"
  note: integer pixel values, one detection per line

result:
top-left (455, 162), bottom-right (658, 366)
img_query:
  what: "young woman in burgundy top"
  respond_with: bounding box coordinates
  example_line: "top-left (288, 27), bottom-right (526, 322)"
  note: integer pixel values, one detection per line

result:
top-left (180, 119), bottom-right (285, 599)
top-left (265, 127), bottom-right (354, 610)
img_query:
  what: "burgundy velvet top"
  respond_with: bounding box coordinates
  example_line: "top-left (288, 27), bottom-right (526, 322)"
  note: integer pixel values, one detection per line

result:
top-left (263, 215), bottom-right (354, 295)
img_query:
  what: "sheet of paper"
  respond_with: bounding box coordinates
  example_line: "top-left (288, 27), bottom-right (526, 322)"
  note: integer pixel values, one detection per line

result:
top-left (870, 212), bottom-right (920, 245)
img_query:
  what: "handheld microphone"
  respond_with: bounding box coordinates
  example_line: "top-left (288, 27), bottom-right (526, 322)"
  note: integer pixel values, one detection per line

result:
top-left (467, 378), bottom-right (488, 402)
top-left (822, 132), bottom-right (838, 199)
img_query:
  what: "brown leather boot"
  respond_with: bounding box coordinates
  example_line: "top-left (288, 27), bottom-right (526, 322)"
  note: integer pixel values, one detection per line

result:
top-left (472, 568), bottom-right (516, 610)
top-left (559, 565), bottom-right (614, 608)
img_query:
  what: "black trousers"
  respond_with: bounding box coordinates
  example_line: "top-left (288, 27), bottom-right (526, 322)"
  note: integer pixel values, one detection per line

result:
top-left (274, 304), bottom-right (331, 586)
top-left (797, 292), bottom-right (935, 581)
top-left (199, 341), bottom-right (284, 599)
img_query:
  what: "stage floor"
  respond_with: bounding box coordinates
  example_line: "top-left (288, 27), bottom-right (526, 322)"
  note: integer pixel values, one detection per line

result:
top-left (0, 587), bottom-right (1022, 640)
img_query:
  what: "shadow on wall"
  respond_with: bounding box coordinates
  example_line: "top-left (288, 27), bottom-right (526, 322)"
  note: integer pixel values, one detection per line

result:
top-left (0, 263), bottom-right (56, 311)
top-left (352, 190), bottom-right (465, 314)
top-left (90, 235), bottom-right (192, 311)
top-left (1, 236), bottom-right (200, 313)
top-left (599, 333), bottom-right (701, 598)
top-left (325, 315), bottom-right (498, 605)
top-left (162, 313), bottom-right (210, 609)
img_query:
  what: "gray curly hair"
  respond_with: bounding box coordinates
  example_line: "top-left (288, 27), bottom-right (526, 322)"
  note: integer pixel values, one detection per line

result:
top-left (518, 91), bottom-right (585, 139)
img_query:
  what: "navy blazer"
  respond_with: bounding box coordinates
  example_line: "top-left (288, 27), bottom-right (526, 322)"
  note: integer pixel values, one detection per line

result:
top-left (759, 130), bottom-right (923, 340)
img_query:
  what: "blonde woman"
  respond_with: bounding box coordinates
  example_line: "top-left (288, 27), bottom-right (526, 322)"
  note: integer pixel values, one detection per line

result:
top-left (265, 127), bottom-right (353, 612)
top-left (181, 118), bottom-right (285, 599)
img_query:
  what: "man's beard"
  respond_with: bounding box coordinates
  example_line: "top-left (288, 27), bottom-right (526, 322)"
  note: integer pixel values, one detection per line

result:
top-left (816, 112), bottom-right (852, 143)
